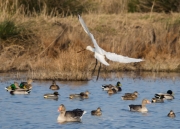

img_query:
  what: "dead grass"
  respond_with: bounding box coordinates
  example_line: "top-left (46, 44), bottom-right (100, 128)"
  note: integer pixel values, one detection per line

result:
top-left (0, 12), bottom-right (180, 80)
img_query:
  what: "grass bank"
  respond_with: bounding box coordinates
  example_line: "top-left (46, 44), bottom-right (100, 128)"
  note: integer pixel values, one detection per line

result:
top-left (0, 13), bottom-right (180, 80)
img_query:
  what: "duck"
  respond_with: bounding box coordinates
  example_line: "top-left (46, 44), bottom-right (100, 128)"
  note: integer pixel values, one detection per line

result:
top-left (107, 88), bottom-right (117, 94)
top-left (167, 110), bottom-right (176, 118)
top-left (5, 82), bottom-right (20, 91)
top-left (102, 81), bottom-right (121, 91)
top-left (102, 84), bottom-right (114, 91)
top-left (49, 80), bottom-right (60, 90)
top-left (151, 95), bottom-right (165, 103)
top-left (57, 104), bottom-right (86, 123)
top-left (114, 85), bottom-right (122, 92)
top-left (121, 94), bottom-right (137, 100)
top-left (10, 89), bottom-right (31, 95)
top-left (91, 107), bottom-right (102, 116)
top-left (121, 91), bottom-right (138, 100)
top-left (155, 90), bottom-right (174, 100)
top-left (69, 91), bottom-right (90, 99)
top-left (19, 79), bottom-right (33, 90)
top-left (129, 99), bottom-right (151, 112)
top-left (44, 91), bottom-right (59, 100)
top-left (124, 91), bottom-right (138, 96)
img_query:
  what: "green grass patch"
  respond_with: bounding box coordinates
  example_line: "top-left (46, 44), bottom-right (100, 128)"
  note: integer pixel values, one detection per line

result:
top-left (0, 20), bottom-right (20, 40)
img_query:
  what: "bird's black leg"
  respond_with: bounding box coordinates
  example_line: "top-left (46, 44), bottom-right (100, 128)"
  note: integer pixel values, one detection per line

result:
top-left (96, 63), bottom-right (101, 81)
top-left (92, 59), bottom-right (98, 76)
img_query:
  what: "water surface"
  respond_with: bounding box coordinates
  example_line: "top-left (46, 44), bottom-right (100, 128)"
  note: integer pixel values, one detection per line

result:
top-left (0, 72), bottom-right (180, 129)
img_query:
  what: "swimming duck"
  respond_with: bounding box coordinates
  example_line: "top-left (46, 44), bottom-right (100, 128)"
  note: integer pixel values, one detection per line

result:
top-left (121, 91), bottom-right (138, 100)
top-left (102, 84), bottom-right (114, 91)
top-left (129, 99), bottom-right (151, 112)
top-left (10, 89), bottom-right (31, 95)
top-left (151, 95), bottom-right (165, 103)
top-left (5, 82), bottom-right (20, 91)
top-left (91, 107), bottom-right (102, 116)
top-left (167, 110), bottom-right (176, 118)
top-left (122, 94), bottom-right (137, 100)
top-left (19, 79), bottom-right (33, 90)
top-left (155, 90), bottom-right (174, 100)
top-left (44, 91), bottom-right (59, 100)
top-left (124, 91), bottom-right (138, 96)
top-left (57, 104), bottom-right (86, 123)
top-left (107, 88), bottom-right (117, 94)
top-left (69, 91), bottom-right (90, 99)
top-left (102, 81), bottom-right (121, 91)
top-left (49, 80), bottom-right (60, 90)
top-left (114, 85), bottom-right (122, 92)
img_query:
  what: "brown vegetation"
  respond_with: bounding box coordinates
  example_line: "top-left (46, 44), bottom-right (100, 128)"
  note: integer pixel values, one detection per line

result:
top-left (0, 1), bottom-right (180, 80)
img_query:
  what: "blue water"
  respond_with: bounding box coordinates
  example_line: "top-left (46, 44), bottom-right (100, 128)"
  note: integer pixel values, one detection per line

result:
top-left (0, 72), bottom-right (180, 129)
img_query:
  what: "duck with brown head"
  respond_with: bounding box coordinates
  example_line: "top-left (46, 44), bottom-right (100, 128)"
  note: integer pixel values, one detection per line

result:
top-left (167, 110), bottom-right (176, 118)
top-left (122, 94), bottom-right (137, 100)
top-left (57, 104), bottom-right (86, 123)
top-left (69, 91), bottom-right (90, 99)
top-left (124, 91), bottom-right (138, 96)
top-left (19, 79), bottom-right (33, 90)
top-left (49, 80), bottom-right (60, 90)
top-left (91, 107), bottom-right (102, 116)
top-left (122, 91), bottom-right (138, 100)
top-left (107, 88), bottom-right (117, 95)
top-left (129, 99), bottom-right (151, 112)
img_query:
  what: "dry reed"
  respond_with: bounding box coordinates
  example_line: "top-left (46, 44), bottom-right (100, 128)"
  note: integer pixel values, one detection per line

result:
top-left (0, 1), bottom-right (180, 80)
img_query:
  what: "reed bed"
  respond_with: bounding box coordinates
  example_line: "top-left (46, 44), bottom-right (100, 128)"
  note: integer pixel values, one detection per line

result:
top-left (0, 1), bottom-right (180, 80)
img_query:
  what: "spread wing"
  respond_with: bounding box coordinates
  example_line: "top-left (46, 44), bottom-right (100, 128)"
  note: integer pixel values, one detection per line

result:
top-left (78, 14), bottom-right (143, 64)
top-left (105, 52), bottom-right (144, 63)
top-left (78, 15), bottom-right (104, 55)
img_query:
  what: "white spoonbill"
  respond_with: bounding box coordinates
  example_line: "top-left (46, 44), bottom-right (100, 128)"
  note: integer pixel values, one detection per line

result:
top-left (78, 15), bottom-right (144, 80)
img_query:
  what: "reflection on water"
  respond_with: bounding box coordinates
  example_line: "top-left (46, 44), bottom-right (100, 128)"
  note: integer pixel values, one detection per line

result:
top-left (0, 71), bottom-right (180, 82)
top-left (0, 72), bottom-right (180, 129)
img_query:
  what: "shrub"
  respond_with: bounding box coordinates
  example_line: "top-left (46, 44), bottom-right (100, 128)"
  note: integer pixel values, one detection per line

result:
top-left (3, 0), bottom-right (94, 17)
top-left (128, 0), bottom-right (180, 13)
top-left (0, 20), bottom-right (20, 40)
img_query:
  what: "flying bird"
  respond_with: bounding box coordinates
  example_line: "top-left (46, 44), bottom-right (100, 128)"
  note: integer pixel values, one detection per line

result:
top-left (78, 15), bottom-right (144, 80)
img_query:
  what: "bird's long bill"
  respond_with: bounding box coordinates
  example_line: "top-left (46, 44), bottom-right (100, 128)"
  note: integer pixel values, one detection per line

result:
top-left (77, 49), bottom-right (86, 53)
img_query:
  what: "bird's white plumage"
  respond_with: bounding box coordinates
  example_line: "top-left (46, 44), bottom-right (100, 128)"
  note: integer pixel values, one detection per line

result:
top-left (95, 52), bottom-right (109, 66)
top-left (105, 52), bottom-right (143, 63)
top-left (78, 15), bottom-right (105, 55)
top-left (78, 15), bottom-right (143, 65)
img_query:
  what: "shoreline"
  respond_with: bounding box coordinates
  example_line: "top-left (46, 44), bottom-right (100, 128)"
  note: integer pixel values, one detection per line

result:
top-left (0, 70), bottom-right (179, 81)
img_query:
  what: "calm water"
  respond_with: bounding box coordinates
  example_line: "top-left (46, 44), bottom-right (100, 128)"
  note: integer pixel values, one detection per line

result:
top-left (0, 72), bottom-right (180, 129)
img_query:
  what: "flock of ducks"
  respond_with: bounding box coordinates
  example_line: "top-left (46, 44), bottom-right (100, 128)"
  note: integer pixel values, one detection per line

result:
top-left (5, 79), bottom-right (33, 95)
top-left (5, 80), bottom-right (176, 123)
top-left (57, 81), bottom-right (175, 122)
top-left (102, 82), bottom-right (175, 116)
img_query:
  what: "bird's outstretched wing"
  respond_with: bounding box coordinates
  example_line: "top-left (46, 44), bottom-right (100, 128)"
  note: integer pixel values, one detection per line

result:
top-left (78, 14), bottom-right (91, 35)
top-left (78, 15), bottom-right (104, 55)
top-left (105, 52), bottom-right (144, 63)
top-left (78, 14), bottom-right (144, 64)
